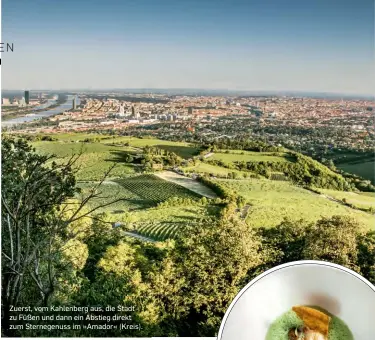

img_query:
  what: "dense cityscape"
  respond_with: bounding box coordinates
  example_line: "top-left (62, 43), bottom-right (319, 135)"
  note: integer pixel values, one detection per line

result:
top-left (3, 91), bottom-right (374, 181)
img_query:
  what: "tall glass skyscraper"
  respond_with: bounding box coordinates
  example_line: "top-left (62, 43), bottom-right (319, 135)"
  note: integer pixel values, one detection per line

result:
top-left (24, 90), bottom-right (30, 105)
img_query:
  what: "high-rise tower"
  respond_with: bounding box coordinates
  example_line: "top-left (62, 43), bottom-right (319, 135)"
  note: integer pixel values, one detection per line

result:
top-left (24, 90), bottom-right (30, 105)
top-left (118, 105), bottom-right (125, 116)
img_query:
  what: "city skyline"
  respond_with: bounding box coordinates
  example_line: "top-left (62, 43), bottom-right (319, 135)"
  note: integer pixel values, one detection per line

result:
top-left (2, 0), bottom-right (374, 95)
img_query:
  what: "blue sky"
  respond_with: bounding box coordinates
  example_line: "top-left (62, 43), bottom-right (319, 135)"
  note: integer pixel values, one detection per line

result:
top-left (2, 0), bottom-right (374, 94)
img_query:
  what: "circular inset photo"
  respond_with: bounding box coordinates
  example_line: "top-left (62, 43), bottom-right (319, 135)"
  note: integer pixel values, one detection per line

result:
top-left (218, 261), bottom-right (375, 340)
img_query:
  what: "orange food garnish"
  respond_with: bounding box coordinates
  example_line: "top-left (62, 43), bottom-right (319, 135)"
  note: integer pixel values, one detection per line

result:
top-left (292, 306), bottom-right (331, 338)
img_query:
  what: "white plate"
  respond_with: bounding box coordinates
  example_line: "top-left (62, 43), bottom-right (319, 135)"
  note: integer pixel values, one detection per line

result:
top-left (218, 261), bottom-right (375, 340)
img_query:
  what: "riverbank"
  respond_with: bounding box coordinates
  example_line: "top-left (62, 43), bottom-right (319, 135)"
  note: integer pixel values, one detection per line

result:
top-left (1, 95), bottom-right (77, 127)
top-left (1, 95), bottom-right (69, 122)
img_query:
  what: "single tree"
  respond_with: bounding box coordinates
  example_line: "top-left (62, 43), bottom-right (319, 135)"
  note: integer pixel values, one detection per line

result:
top-left (303, 215), bottom-right (360, 271)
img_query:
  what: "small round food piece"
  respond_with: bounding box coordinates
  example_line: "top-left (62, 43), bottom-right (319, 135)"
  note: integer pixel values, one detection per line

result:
top-left (288, 327), bottom-right (307, 340)
top-left (288, 327), bottom-right (326, 340)
top-left (304, 329), bottom-right (326, 340)
top-left (288, 328), bottom-right (298, 340)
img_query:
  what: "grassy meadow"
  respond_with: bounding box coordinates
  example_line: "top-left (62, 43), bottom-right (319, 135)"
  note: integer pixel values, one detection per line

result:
top-left (108, 136), bottom-right (198, 158)
top-left (213, 178), bottom-right (375, 231)
top-left (33, 140), bottom-right (139, 180)
top-left (208, 150), bottom-right (291, 164)
top-left (318, 188), bottom-right (375, 210)
top-left (34, 133), bottom-right (198, 157)
top-left (32, 134), bottom-right (198, 180)
top-left (183, 162), bottom-right (253, 177)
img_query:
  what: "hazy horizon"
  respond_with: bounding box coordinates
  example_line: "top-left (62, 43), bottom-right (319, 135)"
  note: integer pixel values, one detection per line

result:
top-left (2, 0), bottom-right (374, 95)
top-left (2, 88), bottom-right (373, 99)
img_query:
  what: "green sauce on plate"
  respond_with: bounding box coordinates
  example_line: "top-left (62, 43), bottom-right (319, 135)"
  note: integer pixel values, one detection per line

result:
top-left (266, 308), bottom-right (354, 340)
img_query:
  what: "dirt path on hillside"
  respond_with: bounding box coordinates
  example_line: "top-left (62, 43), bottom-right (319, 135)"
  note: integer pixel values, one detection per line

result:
top-left (155, 171), bottom-right (218, 199)
top-left (304, 187), bottom-right (374, 215)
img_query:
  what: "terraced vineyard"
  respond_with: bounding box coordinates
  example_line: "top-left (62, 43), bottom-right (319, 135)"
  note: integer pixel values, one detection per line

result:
top-left (136, 221), bottom-right (194, 240)
top-left (114, 174), bottom-right (202, 204)
top-left (77, 182), bottom-right (147, 212)
top-left (131, 204), bottom-right (220, 240)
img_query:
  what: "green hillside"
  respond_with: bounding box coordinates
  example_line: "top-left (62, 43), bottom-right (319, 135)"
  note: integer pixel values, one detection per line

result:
top-left (209, 150), bottom-right (290, 163)
top-left (213, 178), bottom-right (374, 231)
top-left (184, 162), bottom-right (254, 178)
top-left (32, 140), bottom-right (139, 180)
top-left (204, 150), bottom-right (351, 191)
top-left (317, 188), bottom-right (375, 210)
top-left (338, 160), bottom-right (375, 184)
top-left (31, 134), bottom-right (198, 180)
top-left (29, 133), bottom-right (374, 239)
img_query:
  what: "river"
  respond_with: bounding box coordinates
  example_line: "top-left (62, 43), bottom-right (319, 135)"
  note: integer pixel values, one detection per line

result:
top-left (2, 95), bottom-right (80, 127)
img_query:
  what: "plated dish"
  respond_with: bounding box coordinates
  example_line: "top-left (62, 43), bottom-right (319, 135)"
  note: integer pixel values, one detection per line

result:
top-left (266, 305), bottom-right (353, 340)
